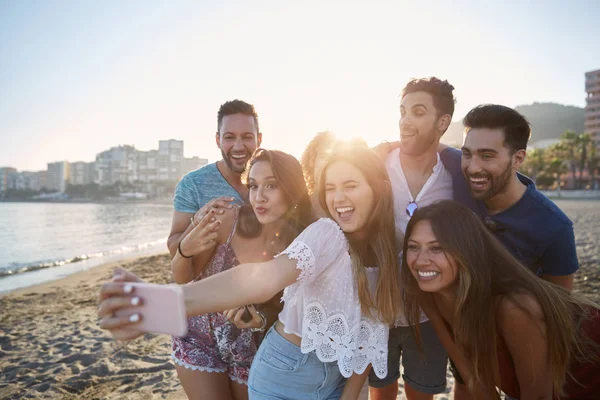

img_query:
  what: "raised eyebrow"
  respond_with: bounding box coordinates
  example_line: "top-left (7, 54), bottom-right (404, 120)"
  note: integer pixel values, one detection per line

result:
top-left (407, 239), bottom-right (439, 244)
top-left (248, 175), bottom-right (277, 182)
top-left (476, 148), bottom-right (499, 154)
top-left (412, 104), bottom-right (427, 110)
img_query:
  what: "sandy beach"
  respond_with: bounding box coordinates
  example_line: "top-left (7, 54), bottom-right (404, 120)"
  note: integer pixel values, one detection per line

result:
top-left (1, 200), bottom-right (599, 400)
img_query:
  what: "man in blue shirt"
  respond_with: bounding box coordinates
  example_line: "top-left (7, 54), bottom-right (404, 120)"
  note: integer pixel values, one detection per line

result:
top-left (439, 104), bottom-right (579, 400)
top-left (167, 99), bottom-right (262, 260)
top-left (440, 104), bottom-right (578, 290)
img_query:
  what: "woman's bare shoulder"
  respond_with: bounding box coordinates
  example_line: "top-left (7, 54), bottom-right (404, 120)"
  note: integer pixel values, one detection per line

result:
top-left (496, 293), bottom-right (545, 335)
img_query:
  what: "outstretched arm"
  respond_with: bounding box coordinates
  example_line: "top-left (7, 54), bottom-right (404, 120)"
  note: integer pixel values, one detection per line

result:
top-left (98, 256), bottom-right (300, 339)
top-left (183, 256), bottom-right (299, 317)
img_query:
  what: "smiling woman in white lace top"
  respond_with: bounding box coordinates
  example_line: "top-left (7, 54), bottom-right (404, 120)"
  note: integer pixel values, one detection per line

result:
top-left (98, 142), bottom-right (402, 399)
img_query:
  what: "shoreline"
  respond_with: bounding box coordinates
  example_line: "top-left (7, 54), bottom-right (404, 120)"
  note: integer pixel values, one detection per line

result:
top-left (0, 252), bottom-right (167, 298)
top-left (0, 198), bottom-right (173, 205)
top-left (0, 253), bottom-right (187, 400)
top-left (0, 246), bottom-right (168, 295)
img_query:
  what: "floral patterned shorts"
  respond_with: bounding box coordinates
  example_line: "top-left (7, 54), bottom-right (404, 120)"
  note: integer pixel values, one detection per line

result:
top-left (171, 312), bottom-right (258, 384)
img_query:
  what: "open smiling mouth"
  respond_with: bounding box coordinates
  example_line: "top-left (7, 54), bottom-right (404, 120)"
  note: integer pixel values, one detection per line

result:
top-left (336, 206), bottom-right (354, 222)
top-left (469, 176), bottom-right (490, 190)
top-left (230, 154), bottom-right (248, 161)
top-left (417, 270), bottom-right (440, 280)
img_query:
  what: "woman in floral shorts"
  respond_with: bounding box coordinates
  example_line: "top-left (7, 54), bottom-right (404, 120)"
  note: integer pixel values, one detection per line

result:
top-left (170, 149), bottom-right (313, 399)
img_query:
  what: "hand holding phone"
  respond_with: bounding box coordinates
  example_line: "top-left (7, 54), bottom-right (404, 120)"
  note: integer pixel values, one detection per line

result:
top-left (114, 283), bottom-right (188, 337)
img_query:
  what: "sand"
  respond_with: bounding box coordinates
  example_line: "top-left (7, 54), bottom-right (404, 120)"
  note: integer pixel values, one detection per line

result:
top-left (1, 200), bottom-right (598, 399)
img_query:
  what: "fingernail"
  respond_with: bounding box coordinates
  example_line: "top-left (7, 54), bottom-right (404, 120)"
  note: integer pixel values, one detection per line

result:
top-left (131, 297), bottom-right (140, 306)
top-left (210, 209), bottom-right (215, 213)
top-left (129, 314), bottom-right (140, 322)
top-left (124, 284), bottom-right (133, 294)
top-left (210, 217), bottom-right (215, 222)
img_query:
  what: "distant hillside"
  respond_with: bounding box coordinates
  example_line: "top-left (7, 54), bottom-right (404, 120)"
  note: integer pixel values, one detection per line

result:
top-left (441, 102), bottom-right (585, 147)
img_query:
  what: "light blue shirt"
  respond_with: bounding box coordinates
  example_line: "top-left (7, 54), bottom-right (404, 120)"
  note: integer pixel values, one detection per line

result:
top-left (173, 162), bottom-right (244, 213)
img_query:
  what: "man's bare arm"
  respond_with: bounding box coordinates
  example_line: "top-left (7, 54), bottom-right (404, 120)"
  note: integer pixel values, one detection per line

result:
top-left (541, 273), bottom-right (574, 292)
top-left (167, 210), bottom-right (195, 259)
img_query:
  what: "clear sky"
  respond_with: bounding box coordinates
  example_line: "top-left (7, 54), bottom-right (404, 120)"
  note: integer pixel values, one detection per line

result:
top-left (1, 0), bottom-right (599, 171)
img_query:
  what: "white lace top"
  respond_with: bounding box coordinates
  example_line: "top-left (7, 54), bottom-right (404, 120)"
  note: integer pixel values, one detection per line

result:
top-left (276, 218), bottom-right (390, 379)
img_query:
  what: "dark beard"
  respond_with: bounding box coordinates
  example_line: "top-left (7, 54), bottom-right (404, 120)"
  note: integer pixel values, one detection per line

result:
top-left (468, 160), bottom-right (513, 201)
top-left (221, 149), bottom-right (246, 174)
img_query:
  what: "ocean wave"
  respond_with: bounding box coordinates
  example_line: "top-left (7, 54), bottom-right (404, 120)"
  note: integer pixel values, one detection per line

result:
top-left (0, 238), bottom-right (167, 278)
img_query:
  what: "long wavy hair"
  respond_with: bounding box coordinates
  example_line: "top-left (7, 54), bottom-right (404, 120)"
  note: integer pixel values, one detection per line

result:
top-left (239, 148), bottom-right (314, 245)
top-left (401, 200), bottom-right (598, 399)
top-left (317, 141), bottom-right (401, 325)
top-left (300, 130), bottom-right (337, 195)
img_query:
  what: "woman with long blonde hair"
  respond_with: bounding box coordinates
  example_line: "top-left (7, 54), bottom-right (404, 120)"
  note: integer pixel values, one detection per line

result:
top-left (401, 200), bottom-right (600, 400)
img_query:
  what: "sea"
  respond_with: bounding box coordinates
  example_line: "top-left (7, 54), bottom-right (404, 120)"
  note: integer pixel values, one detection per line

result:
top-left (0, 202), bottom-right (173, 293)
top-left (1, 199), bottom-right (598, 295)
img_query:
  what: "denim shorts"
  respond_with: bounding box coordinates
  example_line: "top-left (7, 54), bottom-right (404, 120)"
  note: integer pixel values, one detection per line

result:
top-left (248, 325), bottom-right (347, 399)
top-left (368, 321), bottom-right (447, 394)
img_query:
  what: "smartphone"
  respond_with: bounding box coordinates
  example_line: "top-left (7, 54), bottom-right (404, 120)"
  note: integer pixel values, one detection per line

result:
top-left (115, 283), bottom-right (188, 337)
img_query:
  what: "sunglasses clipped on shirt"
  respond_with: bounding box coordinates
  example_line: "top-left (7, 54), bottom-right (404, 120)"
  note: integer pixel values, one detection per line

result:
top-left (406, 201), bottom-right (418, 218)
top-left (483, 216), bottom-right (505, 233)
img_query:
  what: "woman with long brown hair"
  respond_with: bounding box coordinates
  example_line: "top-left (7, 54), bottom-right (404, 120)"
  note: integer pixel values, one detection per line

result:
top-left (166, 148), bottom-right (313, 400)
top-left (98, 142), bottom-right (402, 399)
top-left (401, 200), bottom-right (600, 400)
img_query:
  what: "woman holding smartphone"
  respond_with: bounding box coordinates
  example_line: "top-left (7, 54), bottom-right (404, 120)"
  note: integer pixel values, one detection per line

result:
top-left (170, 149), bottom-right (313, 400)
top-left (99, 143), bottom-right (402, 399)
top-left (401, 200), bottom-right (600, 400)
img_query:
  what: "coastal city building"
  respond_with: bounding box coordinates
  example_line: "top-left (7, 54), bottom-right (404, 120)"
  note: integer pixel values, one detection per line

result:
top-left (137, 149), bottom-right (159, 183)
top-left (46, 161), bottom-right (71, 193)
top-left (29, 171), bottom-right (48, 191)
top-left (0, 167), bottom-right (17, 193)
top-left (69, 162), bottom-right (96, 186)
top-left (95, 145), bottom-right (138, 186)
top-left (0, 140), bottom-right (208, 194)
top-left (158, 139), bottom-right (184, 181)
top-left (585, 68), bottom-right (600, 146)
top-left (182, 156), bottom-right (208, 175)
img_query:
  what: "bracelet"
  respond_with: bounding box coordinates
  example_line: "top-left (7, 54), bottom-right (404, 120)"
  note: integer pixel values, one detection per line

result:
top-left (251, 310), bottom-right (267, 333)
top-left (178, 241), bottom-right (193, 259)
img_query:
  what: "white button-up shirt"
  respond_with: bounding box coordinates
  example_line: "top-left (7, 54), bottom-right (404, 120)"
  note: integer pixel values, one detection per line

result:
top-left (385, 148), bottom-right (454, 326)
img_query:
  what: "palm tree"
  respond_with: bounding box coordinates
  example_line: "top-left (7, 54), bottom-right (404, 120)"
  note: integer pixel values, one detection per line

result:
top-left (587, 144), bottom-right (600, 190)
top-left (560, 131), bottom-right (579, 189)
top-left (521, 148), bottom-right (546, 184)
top-left (577, 133), bottom-right (592, 188)
top-left (544, 143), bottom-right (569, 192)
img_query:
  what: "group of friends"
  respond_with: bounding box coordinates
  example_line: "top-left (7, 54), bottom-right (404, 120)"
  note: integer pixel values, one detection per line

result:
top-left (97, 77), bottom-right (600, 400)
